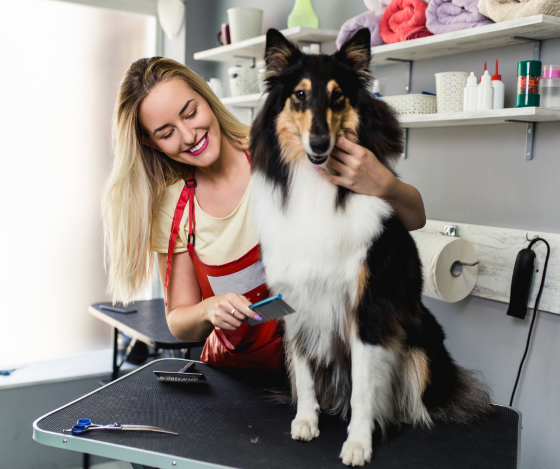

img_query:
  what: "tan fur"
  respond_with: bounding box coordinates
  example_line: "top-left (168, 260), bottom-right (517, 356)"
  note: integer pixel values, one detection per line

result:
top-left (276, 99), bottom-right (307, 167)
top-left (340, 107), bottom-right (360, 143)
top-left (399, 348), bottom-right (433, 426)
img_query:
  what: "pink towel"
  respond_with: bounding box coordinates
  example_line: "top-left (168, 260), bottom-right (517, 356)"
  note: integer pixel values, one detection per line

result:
top-left (336, 11), bottom-right (384, 50)
top-left (381, 0), bottom-right (433, 44)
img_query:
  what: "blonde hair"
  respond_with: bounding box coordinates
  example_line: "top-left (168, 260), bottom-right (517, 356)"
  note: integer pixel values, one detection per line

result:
top-left (102, 57), bottom-right (250, 303)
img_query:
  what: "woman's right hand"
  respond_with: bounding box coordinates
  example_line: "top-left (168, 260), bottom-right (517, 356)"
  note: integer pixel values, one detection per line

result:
top-left (203, 293), bottom-right (262, 330)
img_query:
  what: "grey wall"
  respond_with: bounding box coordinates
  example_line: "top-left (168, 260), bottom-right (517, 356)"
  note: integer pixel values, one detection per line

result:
top-left (0, 377), bottom-right (114, 469)
top-left (202, 1), bottom-right (560, 468)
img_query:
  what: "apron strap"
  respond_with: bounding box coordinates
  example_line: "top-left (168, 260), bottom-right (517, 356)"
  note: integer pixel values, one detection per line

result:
top-left (164, 150), bottom-right (251, 306)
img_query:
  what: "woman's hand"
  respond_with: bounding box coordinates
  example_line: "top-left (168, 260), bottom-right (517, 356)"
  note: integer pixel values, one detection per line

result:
top-left (318, 135), bottom-right (426, 231)
top-left (202, 293), bottom-right (262, 331)
top-left (318, 134), bottom-right (395, 198)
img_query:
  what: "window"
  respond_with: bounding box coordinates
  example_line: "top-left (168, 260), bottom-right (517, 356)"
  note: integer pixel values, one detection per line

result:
top-left (0, 0), bottom-right (157, 363)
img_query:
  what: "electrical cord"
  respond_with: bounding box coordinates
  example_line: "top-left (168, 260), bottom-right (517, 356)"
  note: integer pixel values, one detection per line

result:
top-left (509, 237), bottom-right (550, 407)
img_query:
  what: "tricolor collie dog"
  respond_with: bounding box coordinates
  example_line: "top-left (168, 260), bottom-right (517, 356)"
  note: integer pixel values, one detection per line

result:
top-left (249, 29), bottom-right (491, 466)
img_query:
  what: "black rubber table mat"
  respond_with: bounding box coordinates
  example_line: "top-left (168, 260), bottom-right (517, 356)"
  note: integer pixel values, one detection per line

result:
top-left (36, 359), bottom-right (519, 469)
top-left (92, 300), bottom-right (183, 346)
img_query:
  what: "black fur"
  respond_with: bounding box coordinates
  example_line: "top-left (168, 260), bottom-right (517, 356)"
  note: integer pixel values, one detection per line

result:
top-left (251, 28), bottom-right (491, 426)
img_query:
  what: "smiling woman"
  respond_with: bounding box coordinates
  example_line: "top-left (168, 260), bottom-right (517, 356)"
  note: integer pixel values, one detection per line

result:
top-left (102, 56), bottom-right (426, 371)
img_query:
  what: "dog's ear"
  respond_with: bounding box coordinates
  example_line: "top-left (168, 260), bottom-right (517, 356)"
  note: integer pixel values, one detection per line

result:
top-left (264, 29), bottom-right (301, 77)
top-left (335, 28), bottom-right (372, 79)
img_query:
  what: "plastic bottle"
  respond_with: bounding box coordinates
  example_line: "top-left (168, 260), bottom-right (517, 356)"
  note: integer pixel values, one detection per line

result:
top-left (287, 0), bottom-right (319, 29)
top-left (516, 60), bottom-right (542, 108)
top-left (491, 59), bottom-right (505, 109)
top-left (478, 70), bottom-right (494, 110)
top-left (463, 72), bottom-right (478, 111)
top-left (372, 79), bottom-right (383, 98)
top-left (541, 65), bottom-right (560, 108)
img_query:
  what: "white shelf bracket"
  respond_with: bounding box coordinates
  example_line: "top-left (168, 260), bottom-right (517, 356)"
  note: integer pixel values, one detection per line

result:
top-left (505, 120), bottom-right (535, 160)
top-left (511, 36), bottom-right (541, 61)
top-left (386, 58), bottom-right (412, 93)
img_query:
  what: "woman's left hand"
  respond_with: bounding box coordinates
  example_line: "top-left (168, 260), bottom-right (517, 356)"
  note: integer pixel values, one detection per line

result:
top-left (318, 134), bottom-right (426, 231)
top-left (318, 134), bottom-right (396, 198)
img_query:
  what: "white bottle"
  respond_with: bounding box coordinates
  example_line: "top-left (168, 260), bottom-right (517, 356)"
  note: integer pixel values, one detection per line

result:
top-left (477, 70), bottom-right (494, 111)
top-left (463, 72), bottom-right (478, 111)
top-left (491, 60), bottom-right (504, 109)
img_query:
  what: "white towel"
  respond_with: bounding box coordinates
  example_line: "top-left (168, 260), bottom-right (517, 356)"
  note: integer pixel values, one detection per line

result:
top-left (478, 0), bottom-right (560, 22)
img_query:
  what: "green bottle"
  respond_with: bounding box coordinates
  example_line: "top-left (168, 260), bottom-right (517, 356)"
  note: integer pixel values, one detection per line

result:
top-left (287, 0), bottom-right (319, 29)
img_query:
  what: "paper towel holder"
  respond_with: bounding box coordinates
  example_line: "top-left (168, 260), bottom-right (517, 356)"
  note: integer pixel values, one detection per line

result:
top-left (450, 260), bottom-right (480, 277)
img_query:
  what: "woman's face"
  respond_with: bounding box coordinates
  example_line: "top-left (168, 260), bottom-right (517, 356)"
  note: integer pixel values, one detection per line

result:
top-left (139, 78), bottom-right (221, 167)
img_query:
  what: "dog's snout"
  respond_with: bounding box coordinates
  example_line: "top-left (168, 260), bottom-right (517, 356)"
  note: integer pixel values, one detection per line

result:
top-left (309, 135), bottom-right (331, 154)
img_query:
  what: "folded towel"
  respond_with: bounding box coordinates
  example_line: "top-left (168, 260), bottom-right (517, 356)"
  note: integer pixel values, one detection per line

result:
top-left (364, 0), bottom-right (392, 16)
top-left (426, 0), bottom-right (494, 34)
top-left (380, 0), bottom-right (433, 43)
top-left (337, 11), bottom-right (384, 49)
top-left (478, 0), bottom-right (560, 22)
top-left (365, 0), bottom-right (428, 16)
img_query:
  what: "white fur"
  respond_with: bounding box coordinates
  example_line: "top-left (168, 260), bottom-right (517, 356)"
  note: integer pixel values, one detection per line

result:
top-left (251, 161), bottom-right (393, 466)
top-left (290, 352), bottom-right (321, 441)
top-left (251, 163), bottom-right (392, 365)
top-left (340, 336), bottom-right (399, 466)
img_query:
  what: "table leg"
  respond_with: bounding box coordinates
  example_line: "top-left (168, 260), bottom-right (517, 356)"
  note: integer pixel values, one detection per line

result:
top-left (82, 453), bottom-right (90, 469)
top-left (111, 327), bottom-right (119, 381)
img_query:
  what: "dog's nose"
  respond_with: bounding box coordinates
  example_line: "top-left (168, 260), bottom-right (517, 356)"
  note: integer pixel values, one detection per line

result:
top-left (309, 135), bottom-right (331, 154)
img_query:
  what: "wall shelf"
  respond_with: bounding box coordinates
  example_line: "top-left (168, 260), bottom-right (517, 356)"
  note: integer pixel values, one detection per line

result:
top-left (370, 15), bottom-right (560, 65)
top-left (221, 93), bottom-right (265, 108)
top-left (194, 26), bottom-right (339, 63)
top-left (398, 107), bottom-right (560, 128)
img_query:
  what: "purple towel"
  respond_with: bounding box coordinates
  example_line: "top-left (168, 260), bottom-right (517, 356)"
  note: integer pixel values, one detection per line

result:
top-left (336, 10), bottom-right (384, 50)
top-left (426, 0), bottom-right (493, 34)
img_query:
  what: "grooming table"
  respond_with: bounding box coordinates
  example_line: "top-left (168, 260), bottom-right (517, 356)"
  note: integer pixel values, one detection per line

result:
top-left (33, 359), bottom-right (520, 469)
top-left (89, 300), bottom-right (204, 380)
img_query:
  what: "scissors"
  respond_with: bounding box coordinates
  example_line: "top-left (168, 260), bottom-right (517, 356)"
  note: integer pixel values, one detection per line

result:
top-left (63, 418), bottom-right (178, 436)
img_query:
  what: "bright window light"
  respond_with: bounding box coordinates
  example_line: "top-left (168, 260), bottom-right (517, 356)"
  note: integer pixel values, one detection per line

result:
top-left (0, 0), bottom-right (157, 364)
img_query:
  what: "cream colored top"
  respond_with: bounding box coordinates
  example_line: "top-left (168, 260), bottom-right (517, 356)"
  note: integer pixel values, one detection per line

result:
top-left (151, 178), bottom-right (259, 265)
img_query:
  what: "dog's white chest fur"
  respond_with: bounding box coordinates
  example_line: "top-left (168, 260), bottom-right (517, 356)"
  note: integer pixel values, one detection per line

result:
top-left (251, 164), bottom-right (392, 363)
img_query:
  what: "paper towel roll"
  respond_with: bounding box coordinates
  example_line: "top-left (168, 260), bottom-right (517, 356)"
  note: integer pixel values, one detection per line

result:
top-left (411, 231), bottom-right (478, 303)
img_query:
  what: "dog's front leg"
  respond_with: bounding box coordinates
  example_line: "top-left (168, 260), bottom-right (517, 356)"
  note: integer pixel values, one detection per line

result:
top-left (340, 337), bottom-right (396, 466)
top-left (290, 351), bottom-right (320, 441)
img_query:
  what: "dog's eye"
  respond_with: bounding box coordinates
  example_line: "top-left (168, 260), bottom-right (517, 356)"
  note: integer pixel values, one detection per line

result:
top-left (295, 90), bottom-right (306, 100)
top-left (332, 90), bottom-right (343, 101)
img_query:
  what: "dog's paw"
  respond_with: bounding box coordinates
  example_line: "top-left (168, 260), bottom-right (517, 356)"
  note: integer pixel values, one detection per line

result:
top-left (291, 417), bottom-right (320, 441)
top-left (339, 439), bottom-right (372, 466)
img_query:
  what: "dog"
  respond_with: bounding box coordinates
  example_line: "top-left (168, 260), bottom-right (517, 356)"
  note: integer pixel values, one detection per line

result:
top-left (249, 28), bottom-right (491, 467)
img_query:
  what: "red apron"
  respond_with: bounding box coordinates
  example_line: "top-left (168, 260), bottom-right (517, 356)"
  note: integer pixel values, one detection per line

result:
top-left (164, 152), bottom-right (283, 371)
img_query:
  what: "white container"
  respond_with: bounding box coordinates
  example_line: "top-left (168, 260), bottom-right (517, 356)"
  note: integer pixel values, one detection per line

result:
top-left (256, 60), bottom-right (267, 93)
top-left (227, 8), bottom-right (263, 43)
top-left (491, 79), bottom-right (504, 109)
top-left (228, 66), bottom-right (260, 97)
top-left (541, 78), bottom-right (560, 108)
top-left (435, 72), bottom-right (469, 113)
top-left (463, 72), bottom-right (478, 112)
top-left (477, 70), bottom-right (494, 111)
top-left (207, 78), bottom-right (224, 99)
top-left (380, 94), bottom-right (437, 115)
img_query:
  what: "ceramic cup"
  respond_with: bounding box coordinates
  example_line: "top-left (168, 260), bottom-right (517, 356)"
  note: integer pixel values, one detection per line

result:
top-left (228, 66), bottom-right (260, 97)
top-left (435, 72), bottom-right (469, 113)
top-left (227, 8), bottom-right (263, 43)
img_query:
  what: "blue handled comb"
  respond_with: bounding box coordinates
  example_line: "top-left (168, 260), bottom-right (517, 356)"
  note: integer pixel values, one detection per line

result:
top-left (247, 294), bottom-right (296, 326)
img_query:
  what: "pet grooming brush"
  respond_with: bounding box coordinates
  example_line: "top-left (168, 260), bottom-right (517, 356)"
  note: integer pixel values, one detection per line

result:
top-left (153, 362), bottom-right (206, 383)
top-left (247, 294), bottom-right (296, 326)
